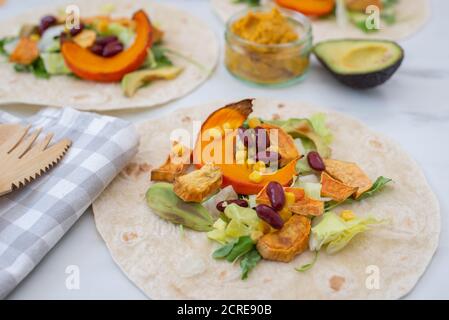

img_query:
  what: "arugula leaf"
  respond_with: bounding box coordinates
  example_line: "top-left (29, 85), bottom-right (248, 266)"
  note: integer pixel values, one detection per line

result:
top-left (212, 239), bottom-right (238, 259)
top-left (240, 248), bottom-right (261, 280)
top-left (325, 176), bottom-right (393, 211)
top-left (295, 251), bottom-right (319, 272)
top-left (357, 176), bottom-right (392, 200)
top-left (13, 57), bottom-right (50, 79)
top-left (226, 236), bottom-right (254, 262)
top-left (151, 45), bottom-right (173, 68)
top-left (233, 0), bottom-right (260, 7)
top-left (31, 57), bottom-right (50, 79)
top-left (212, 236), bottom-right (260, 280)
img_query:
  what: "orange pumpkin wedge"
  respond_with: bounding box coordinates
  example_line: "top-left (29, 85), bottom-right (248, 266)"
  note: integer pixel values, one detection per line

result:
top-left (61, 10), bottom-right (153, 82)
top-left (275, 0), bottom-right (335, 17)
top-left (193, 99), bottom-right (299, 195)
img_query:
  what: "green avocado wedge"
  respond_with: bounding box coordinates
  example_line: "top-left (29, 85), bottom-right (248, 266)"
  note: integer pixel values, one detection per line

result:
top-left (313, 39), bottom-right (404, 89)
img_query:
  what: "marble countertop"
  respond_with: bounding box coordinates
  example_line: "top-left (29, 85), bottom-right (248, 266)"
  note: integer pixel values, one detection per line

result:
top-left (1, 0), bottom-right (448, 299)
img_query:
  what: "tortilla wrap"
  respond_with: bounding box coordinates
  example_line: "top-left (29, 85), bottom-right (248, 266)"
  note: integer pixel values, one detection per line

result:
top-left (93, 98), bottom-right (440, 299)
top-left (211, 0), bottom-right (430, 42)
top-left (0, 0), bottom-right (218, 111)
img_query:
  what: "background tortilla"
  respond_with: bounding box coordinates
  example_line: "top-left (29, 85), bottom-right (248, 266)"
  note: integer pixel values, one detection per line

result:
top-left (92, 98), bottom-right (440, 299)
top-left (210, 0), bottom-right (430, 42)
top-left (0, 0), bottom-right (218, 111)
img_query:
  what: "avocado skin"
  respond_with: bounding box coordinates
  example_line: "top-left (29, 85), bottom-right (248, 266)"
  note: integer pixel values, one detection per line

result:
top-left (314, 39), bottom-right (404, 89)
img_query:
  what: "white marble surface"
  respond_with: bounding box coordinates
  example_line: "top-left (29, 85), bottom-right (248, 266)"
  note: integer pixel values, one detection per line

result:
top-left (1, 0), bottom-right (448, 299)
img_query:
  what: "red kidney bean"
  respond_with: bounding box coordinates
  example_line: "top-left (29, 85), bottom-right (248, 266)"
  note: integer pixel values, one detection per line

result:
top-left (95, 35), bottom-right (119, 46)
top-left (69, 23), bottom-right (84, 36)
top-left (90, 44), bottom-right (104, 56)
top-left (216, 199), bottom-right (249, 212)
top-left (102, 41), bottom-right (123, 57)
top-left (266, 181), bottom-right (285, 211)
top-left (39, 15), bottom-right (57, 35)
top-left (307, 151), bottom-right (325, 171)
top-left (255, 127), bottom-right (270, 150)
top-left (256, 204), bottom-right (284, 229)
top-left (237, 127), bottom-right (254, 148)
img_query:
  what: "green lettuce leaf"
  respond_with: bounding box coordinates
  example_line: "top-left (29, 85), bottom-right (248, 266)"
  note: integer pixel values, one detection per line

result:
top-left (309, 113), bottom-right (333, 145)
top-left (295, 251), bottom-right (319, 272)
top-left (40, 53), bottom-right (71, 75)
top-left (309, 212), bottom-right (384, 254)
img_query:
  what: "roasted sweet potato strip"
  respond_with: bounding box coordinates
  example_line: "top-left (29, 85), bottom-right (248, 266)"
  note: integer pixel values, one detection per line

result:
top-left (150, 143), bottom-right (191, 182)
top-left (321, 172), bottom-right (357, 202)
top-left (9, 37), bottom-right (39, 65)
top-left (324, 159), bottom-right (372, 198)
top-left (257, 215), bottom-right (311, 262)
top-left (173, 164), bottom-right (222, 203)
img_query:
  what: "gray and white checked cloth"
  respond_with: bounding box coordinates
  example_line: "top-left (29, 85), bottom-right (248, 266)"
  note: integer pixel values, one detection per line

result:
top-left (0, 107), bottom-right (139, 298)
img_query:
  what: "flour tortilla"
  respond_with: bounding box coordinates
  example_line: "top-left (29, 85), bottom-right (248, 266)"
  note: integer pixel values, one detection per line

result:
top-left (93, 98), bottom-right (440, 299)
top-left (211, 0), bottom-right (430, 42)
top-left (0, 0), bottom-right (218, 111)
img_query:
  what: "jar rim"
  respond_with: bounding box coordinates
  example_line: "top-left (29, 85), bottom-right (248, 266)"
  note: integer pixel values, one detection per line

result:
top-left (225, 6), bottom-right (313, 50)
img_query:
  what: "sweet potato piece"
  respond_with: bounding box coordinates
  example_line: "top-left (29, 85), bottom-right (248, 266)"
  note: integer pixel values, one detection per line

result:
top-left (260, 123), bottom-right (300, 167)
top-left (9, 37), bottom-right (39, 65)
top-left (173, 164), bottom-right (222, 202)
top-left (290, 197), bottom-right (324, 216)
top-left (324, 159), bottom-right (372, 198)
top-left (257, 215), bottom-right (311, 262)
top-left (321, 172), bottom-right (357, 202)
top-left (150, 143), bottom-right (191, 182)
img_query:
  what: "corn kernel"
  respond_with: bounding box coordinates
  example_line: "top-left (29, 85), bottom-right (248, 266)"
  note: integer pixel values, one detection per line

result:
top-left (253, 161), bottom-right (266, 172)
top-left (248, 117), bottom-right (262, 129)
top-left (97, 19), bottom-right (109, 33)
top-left (235, 150), bottom-right (247, 164)
top-left (249, 170), bottom-right (263, 183)
top-left (341, 210), bottom-right (356, 221)
top-left (279, 206), bottom-right (292, 222)
top-left (285, 192), bottom-right (296, 206)
top-left (172, 143), bottom-right (184, 156)
top-left (30, 34), bottom-right (40, 41)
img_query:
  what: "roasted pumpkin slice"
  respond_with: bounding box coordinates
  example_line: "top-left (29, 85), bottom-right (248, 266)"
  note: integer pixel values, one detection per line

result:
top-left (194, 99), bottom-right (299, 195)
top-left (61, 10), bottom-right (153, 82)
top-left (257, 215), bottom-right (311, 262)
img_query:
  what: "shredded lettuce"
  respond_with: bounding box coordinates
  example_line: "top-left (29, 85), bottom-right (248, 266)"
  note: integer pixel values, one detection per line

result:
top-left (103, 23), bottom-right (135, 48)
top-left (309, 113), bottom-right (333, 145)
top-left (40, 53), bottom-right (71, 75)
top-left (207, 204), bottom-right (263, 244)
top-left (309, 212), bottom-right (384, 254)
top-left (295, 181), bottom-right (322, 200)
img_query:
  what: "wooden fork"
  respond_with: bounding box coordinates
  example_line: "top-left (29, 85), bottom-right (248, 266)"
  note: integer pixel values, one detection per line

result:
top-left (0, 124), bottom-right (72, 196)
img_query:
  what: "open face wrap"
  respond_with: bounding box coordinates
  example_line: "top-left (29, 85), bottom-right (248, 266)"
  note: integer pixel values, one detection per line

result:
top-left (92, 98), bottom-right (440, 299)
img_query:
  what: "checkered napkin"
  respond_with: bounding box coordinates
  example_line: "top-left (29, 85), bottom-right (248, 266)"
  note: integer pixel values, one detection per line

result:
top-left (0, 107), bottom-right (139, 298)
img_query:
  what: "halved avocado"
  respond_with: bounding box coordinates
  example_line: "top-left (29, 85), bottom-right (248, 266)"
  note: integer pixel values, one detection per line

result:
top-left (313, 39), bottom-right (404, 89)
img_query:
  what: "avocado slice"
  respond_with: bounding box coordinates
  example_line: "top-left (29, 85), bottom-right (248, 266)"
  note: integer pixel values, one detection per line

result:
top-left (121, 66), bottom-right (183, 97)
top-left (313, 39), bottom-right (404, 89)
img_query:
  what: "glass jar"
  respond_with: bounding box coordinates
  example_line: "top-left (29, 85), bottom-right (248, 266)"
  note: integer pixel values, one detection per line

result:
top-left (225, 7), bottom-right (313, 87)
